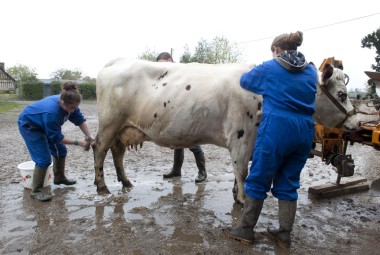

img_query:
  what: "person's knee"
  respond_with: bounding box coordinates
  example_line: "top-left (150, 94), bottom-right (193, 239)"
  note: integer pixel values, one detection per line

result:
top-left (50, 144), bottom-right (67, 158)
top-left (35, 158), bottom-right (52, 168)
top-left (245, 186), bottom-right (268, 200)
top-left (271, 188), bottom-right (298, 200)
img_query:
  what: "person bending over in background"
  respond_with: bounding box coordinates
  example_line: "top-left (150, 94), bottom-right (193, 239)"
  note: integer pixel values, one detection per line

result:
top-left (156, 52), bottom-right (207, 183)
top-left (18, 81), bottom-right (94, 201)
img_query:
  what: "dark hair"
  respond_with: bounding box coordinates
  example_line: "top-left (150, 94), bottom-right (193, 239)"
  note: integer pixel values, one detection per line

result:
top-left (156, 52), bottom-right (173, 62)
top-left (60, 81), bottom-right (81, 105)
top-left (271, 31), bottom-right (303, 52)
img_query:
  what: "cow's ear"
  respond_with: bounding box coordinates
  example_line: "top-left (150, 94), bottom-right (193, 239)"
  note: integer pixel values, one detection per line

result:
top-left (321, 64), bottom-right (334, 84)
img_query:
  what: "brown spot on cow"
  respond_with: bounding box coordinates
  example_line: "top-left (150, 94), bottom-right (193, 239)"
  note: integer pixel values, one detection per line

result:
top-left (186, 85), bottom-right (191, 90)
top-left (164, 102), bottom-right (167, 107)
top-left (154, 113), bottom-right (158, 118)
top-left (162, 83), bottom-right (167, 87)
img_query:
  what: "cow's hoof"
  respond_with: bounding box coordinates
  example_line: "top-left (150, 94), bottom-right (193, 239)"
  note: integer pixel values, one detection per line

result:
top-left (117, 177), bottom-right (133, 188)
top-left (122, 180), bottom-right (133, 189)
top-left (97, 186), bottom-right (111, 195)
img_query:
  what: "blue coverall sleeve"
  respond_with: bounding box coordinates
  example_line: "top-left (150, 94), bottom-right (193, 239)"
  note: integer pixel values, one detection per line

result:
top-left (240, 63), bottom-right (267, 95)
top-left (43, 113), bottom-right (64, 143)
top-left (68, 108), bottom-right (86, 126)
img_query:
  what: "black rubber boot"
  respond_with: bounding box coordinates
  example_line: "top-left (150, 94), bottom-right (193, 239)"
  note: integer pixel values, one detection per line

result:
top-left (163, 149), bottom-right (184, 178)
top-left (224, 196), bottom-right (264, 245)
top-left (31, 166), bottom-right (52, 202)
top-left (194, 151), bottom-right (207, 183)
top-left (53, 157), bottom-right (76, 185)
top-left (267, 200), bottom-right (297, 248)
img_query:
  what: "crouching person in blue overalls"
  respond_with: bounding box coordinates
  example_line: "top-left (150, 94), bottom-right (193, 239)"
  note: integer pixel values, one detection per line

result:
top-left (18, 81), bottom-right (94, 202)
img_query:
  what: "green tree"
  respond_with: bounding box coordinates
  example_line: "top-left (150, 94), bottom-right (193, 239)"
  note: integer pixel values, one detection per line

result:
top-left (137, 48), bottom-right (160, 61)
top-left (361, 27), bottom-right (380, 98)
top-left (180, 45), bottom-right (192, 63)
top-left (82, 75), bottom-right (96, 83)
top-left (180, 36), bottom-right (242, 64)
top-left (51, 68), bottom-right (82, 80)
top-left (6, 64), bottom-right (38, 82)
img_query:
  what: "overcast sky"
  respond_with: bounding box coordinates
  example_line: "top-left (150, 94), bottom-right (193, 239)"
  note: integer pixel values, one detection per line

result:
top-left (1, 0), bottom-right (379, 90)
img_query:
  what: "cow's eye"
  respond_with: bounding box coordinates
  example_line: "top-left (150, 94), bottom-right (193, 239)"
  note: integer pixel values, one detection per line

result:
top-left (337, 91), bottom-right (347, 103)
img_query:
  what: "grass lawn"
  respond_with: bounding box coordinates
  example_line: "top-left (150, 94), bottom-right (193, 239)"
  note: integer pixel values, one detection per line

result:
top-left (0, 93), bottom-right (21, 113)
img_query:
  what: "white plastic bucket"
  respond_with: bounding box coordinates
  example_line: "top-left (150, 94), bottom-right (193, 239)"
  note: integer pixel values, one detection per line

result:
top-left (18, 161), bottom-right (53, 189)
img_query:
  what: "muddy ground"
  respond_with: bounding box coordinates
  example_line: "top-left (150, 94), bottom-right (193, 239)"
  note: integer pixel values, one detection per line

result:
top-left (0, 100), bottom-right (379, 255)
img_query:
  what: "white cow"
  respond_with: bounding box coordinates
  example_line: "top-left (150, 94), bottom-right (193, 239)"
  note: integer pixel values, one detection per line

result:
top-left (94, 59), bottom-right (261, 203)
top-left (314, 64), bottom-right (380, 129)
top-left (93, 59), bottom-right (379, 204)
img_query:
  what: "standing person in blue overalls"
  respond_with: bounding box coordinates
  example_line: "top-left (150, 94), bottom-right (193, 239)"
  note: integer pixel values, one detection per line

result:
top-left (156, 52), bottom-right (207, 183)
top-left (224, 31), bottom-right (318, 248)
top-left (18, 81), bottom-right (94, 202)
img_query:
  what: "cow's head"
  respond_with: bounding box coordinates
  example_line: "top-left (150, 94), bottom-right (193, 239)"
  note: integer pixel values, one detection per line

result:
top-left (314, 64), bottom-right (380, 130)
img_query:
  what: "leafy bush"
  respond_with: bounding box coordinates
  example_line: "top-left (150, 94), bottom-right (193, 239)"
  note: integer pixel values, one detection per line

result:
top-left (79, 83), bottom-right (96, 99)
top-left (17, 81), bottom-right (96, 100)
top-left (19, 82), bottom-right (44, 100)
top-left (51, 81), bottom-right (62, 95)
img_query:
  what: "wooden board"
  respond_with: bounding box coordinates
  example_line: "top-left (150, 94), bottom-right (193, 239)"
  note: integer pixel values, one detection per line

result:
top-left (308, 177), bottom-right (369, 198)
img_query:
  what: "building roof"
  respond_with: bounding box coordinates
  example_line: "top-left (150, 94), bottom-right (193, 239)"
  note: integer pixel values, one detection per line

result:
top-left (0, 65), bottom-right (16, 82)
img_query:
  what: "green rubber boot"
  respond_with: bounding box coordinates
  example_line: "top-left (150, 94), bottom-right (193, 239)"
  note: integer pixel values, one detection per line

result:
top-left (163, 149), bottom-right (184, 178)
top-left (53, 157), bottom-right (76, 185)
top-left (30, 166), bottom-right (52, 202)
top-left (267, 200), bottom-right (297, 248)
top-left (224, 196), bottom-right (264, 245)
top-left (194, 151), bottom-right (207, 183)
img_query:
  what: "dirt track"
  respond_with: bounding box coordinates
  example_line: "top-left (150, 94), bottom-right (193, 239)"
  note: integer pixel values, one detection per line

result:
top-left (0, 101), bottom-right (379, 255)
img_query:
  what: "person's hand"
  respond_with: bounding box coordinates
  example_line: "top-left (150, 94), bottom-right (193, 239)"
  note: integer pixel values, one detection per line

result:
top-left (85, 135), bottom-right (95, 142)
top-left (78, 139), bottom-right (88, 147)
top-left (77, 139), bottom-right (92, 151)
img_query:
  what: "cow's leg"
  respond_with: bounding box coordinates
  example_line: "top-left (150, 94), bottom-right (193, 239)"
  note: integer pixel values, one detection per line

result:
top-left (229, 139), bottom-right (253, 204)
top-left (93, 138), bottom-right (110, 194)
top-left (93, 128), bottom-right (119, 195)
top-left (233, 179), bottom-right (238, 202)
top-left (111, 137), bottom-right (133, 188)
top-left (232, 164), bottom-right (248, 204)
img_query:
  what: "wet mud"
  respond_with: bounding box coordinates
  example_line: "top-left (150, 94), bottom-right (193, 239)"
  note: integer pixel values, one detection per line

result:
top-left (0, 101), bottom-right (379, 255)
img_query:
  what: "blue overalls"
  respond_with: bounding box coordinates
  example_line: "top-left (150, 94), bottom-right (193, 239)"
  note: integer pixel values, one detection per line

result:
top-left (18, 95), bottom-right (86, 168)
top-left (241, 59), bottom-right (318, 201)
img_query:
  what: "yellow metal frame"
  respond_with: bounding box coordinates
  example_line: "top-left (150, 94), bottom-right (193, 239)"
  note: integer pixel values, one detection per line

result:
top-left (358, 122), bottom-right (380, 150)
top-left (314, 124), bottom-right (344, 161)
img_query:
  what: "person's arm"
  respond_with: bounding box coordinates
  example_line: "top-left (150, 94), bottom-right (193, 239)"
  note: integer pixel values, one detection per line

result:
top-left (78, 122), bottom-right (94, 141)
top-left (60, 136), bottom-right (89, 148)
top-left (69, 108), bottom-right (94, 147)
top-left (240, 61), bottom-right (271, 96)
